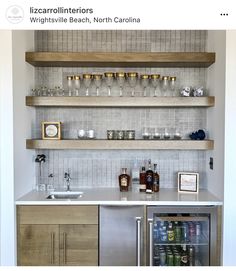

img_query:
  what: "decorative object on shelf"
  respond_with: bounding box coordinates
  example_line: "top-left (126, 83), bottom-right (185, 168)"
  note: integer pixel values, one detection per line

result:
top-left (78, 129), bottom-right (96, 139)
top-left (104, 72), bottom-right (115, 96)
top-left (140, 74), bottom-right (150, 97)
top-left (193, 86), bottom-right (204, 97)
top-left (42, 121), bottom-right (61, 140)
top-left (189, 129), bottom-right (206, 140)
top-left (178, 172), bottom-right (199, 193)
top-left (180, 86), bottom-right (192, 97)
top-left (93, 74), bottom-right (103, 96)
top-left (127, 72), bottom-right (138, 97)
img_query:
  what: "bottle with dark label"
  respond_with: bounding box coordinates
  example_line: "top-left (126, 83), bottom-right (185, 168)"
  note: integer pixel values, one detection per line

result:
top-left (188, 245), bottom-right (195, 266)
top-left (139, 166), bottom-right (146, 192)
top-left (153, 163), bottom-right (160, 192)
top-left (145, 159), bottom-right (153, 193)
top-left (181, 245), bottom-right (189, 266)
top-left (119, 168), bottom-right (130, 192)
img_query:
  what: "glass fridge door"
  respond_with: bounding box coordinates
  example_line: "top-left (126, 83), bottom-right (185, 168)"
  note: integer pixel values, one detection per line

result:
top-left (147, 206), bottom-right (217, 267)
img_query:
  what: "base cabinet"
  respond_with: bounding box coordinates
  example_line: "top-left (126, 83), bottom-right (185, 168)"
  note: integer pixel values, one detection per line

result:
top-left (17, 206), bottom-right (98, 266)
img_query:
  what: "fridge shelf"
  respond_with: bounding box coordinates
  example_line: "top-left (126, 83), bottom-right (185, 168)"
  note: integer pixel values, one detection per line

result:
top-left (153, 241), bottom-right (209, 246)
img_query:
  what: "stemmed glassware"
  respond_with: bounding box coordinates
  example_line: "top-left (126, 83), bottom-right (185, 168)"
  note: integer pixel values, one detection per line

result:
top-left (127, 72), bottom-right (138, 97)
top-left (161, 76), bottom-right (170, 96)
top-left (151, 74), bottom-right (161, 97)
top-left (169, 76), bottom-right (177, 96)
top-left (116, 72), bottom-right (126, 97)
top-left (73, 75), bottom-right (81, 96)
top-left (140, 74), bottom-right (150, 97)
top-left (67, 76), bottom-right (73, 96)
top-left (93, 74), bottom-right (103, 96)
top-left (83, 74), bottom-right (92, 96)
top-left (104, 72), bottom-right (115, 96)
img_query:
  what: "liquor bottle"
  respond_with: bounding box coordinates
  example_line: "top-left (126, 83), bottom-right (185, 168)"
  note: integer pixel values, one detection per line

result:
top-left (181, 245), bottom-right (189, 266)
top-left (145, 159), bottom-right (153, 193)
top-left (153, 163), bottom-right (160, 192)
top-left (119, 168), bottom-right (130, 192)
top-left (139, 166), bottom-right (146, 192)
top-left (131, 159), bottom-right (139, 191)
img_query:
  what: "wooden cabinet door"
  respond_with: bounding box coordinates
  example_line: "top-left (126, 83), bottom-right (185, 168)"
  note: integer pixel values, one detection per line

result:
top-left (59, 224), bottom-right (98, 266)
top-left (18, 225), bottom-right (59, 266)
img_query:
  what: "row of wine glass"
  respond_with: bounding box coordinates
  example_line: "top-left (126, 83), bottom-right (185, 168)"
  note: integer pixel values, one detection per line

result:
top-left (31, 72), bottom-right (179, 97)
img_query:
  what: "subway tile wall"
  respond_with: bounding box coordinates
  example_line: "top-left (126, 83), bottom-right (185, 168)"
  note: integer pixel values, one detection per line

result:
top-left (34, 30), bottom-right (208, 189)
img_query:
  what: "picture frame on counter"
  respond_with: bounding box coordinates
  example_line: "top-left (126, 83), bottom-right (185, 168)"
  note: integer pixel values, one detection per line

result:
top-left (42, 121), bottom-right (61, 140)
top-left (177, 172), bottom-right (199, 194)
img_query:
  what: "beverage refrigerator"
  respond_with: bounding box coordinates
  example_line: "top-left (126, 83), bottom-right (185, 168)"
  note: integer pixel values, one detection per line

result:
top-left (99, 205), bottom-right (219, 266)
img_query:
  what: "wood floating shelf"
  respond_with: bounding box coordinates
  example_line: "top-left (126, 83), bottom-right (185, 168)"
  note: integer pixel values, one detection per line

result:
top-left (26, 96), bottom-right (215, 108)
top-left (26, 139), bottom-right (214, 150)
top-left (25, 52), bottom-right (215, 68)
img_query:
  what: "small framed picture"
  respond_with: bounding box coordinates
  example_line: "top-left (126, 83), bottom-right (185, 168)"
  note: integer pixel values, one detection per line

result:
top-left (178, 172), bottom-right (199, 193)
top-left (42, 122), bottom-right (61, 140)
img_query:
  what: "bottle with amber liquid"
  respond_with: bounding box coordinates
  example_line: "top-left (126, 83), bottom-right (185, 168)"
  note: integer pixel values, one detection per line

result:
top-left (139, 166), bottom-right (146, 192)
top-left (119, 168), bottom-right (130, 192)
top-left (153, 163), bottom-right (160, 192)
top-left (145, 160), bottom-right (153, 193)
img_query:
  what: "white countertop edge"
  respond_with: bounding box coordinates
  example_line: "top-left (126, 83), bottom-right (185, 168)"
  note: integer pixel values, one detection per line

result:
top-left (15, 200), bottom-right (223, 206)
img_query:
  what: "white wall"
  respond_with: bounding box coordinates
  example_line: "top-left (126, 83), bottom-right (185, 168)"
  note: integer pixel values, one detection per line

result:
top-left (223, 30), bottom-right (236, 266)
top-left (206, 30), bottom-right (226, 200)
top-left (0, 30), bottom-right (35, 266)
top-left (12, 30), bottom-right (35, 200)
top-left (0, 30), bottom-right (15, 265)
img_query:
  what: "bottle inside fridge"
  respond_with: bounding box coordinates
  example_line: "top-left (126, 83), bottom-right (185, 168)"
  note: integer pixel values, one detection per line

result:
top-left (146, 205), bottom-right (219, 267)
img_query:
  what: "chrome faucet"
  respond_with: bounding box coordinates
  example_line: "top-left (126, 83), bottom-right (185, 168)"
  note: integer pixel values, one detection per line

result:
top-left (64, 172), bottom-right (71, 192)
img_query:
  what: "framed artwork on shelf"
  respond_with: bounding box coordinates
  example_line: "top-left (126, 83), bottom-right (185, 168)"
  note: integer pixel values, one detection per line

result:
top-left (42, 121), bottom-right (61, 140)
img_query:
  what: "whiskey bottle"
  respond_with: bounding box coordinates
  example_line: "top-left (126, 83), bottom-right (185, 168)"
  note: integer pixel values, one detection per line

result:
top-left (119, 168), bottom-right (130, 192)
top-left (145, 159), bottom-right (153, 193)
top-left (153, 163), bottom-right (160, 192)
top-left (181, 245), bottom-right (189, 266)
top-left (139, 166), bottom-right (146, 192)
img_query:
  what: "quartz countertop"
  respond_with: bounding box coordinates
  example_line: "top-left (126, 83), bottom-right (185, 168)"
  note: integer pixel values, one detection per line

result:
top-left (15, 188), bottom-right (222, 206)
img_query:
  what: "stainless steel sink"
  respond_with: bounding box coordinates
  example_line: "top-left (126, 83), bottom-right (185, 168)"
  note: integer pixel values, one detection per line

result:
top-left (46, 191), bottom-right (83, 200)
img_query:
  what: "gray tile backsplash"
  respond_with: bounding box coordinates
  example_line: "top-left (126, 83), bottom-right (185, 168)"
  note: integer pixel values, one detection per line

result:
top-left (34, 30), bottom-right (208, 190)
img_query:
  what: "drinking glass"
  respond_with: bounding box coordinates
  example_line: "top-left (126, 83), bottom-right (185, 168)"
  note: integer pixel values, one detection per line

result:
top-left (142, 127), bottom-right (151, 139)
top-left (161, 76), bottom-right (170, 96)
top-left (93, 74), bottom-right (103, 96)
top-left (73, 75), bottom-right (80, 96)
top-left (140, 74), bottom-right (150, 97)
top-left (83, 74), bottom-right (92, 96)
top-left (30, 88), bottom-right (37, 96)
top-left (67, 76), bottom-right (73, 96)
top-left (169, 76), bottom-right (177, 96)
top-left (104, 72), bottom-right (115, 96)
top-left (116, 72), bottom-right (126, 97)
top-left (151, 74), bottom-right (161, 97)
top-left (41, 86), bottom-right (48, 96)
top-left (127, 72), bottom-right (138, 97)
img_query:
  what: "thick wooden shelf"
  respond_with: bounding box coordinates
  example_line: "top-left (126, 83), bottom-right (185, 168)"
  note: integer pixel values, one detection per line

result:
top-left (26, 96), bottom-right (215, 108)
top-left (26, 139), bottom-right (214, 150)
top-left (25, 52), bottom-right (215, 68)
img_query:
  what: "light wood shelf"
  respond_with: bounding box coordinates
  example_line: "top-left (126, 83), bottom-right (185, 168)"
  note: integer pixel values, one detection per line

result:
top-left (26, 96), bottom-right (215, 108)
top-left (26, 139), bottom-right (214, 150)
top-left (25, 52), bottom-right (215, 68)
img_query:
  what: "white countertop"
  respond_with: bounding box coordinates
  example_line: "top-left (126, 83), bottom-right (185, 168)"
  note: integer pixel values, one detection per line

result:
top-left (15, 188), bottom-right (223, 206)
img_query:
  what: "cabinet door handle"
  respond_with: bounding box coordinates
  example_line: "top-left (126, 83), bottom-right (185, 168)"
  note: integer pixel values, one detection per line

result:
top-left (63, 232), bottom-right (67, 265)
top-left (50, 232), bottom-right (54, 265)
top-left (136, 217), bottom-right (142, 266)
top-left (148, 219), bottom-right (153, 266)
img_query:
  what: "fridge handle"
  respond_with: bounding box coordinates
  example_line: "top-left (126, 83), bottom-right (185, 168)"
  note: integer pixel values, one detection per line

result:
top-left (136, 217), bottom-right (142, 266)
top-left (148, 219), bottom-right (153, 266)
